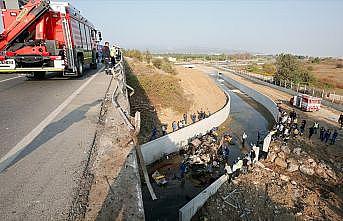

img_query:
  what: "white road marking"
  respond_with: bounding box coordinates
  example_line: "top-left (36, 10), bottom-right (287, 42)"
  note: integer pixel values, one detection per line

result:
top-left (0, 76), bottom-right (23, 83)
top-left (0, 70), bottom-right (102, 173)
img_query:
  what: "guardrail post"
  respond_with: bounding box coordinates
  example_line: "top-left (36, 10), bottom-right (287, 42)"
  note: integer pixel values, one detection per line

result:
top-left (297, 83), bottom-right (299, 92)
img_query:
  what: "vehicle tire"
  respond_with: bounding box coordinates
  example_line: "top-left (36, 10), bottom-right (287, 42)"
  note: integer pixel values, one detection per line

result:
top-left (32, 72), bottom-right (45, 80)
top-left (76, 56), bottom-right (84, 77)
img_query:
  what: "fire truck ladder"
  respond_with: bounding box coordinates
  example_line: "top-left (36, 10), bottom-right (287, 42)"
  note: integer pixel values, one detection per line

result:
top-left (0, 0), bottom-right (51, 51)
top-left (61, 16), bottom-right (76, 74)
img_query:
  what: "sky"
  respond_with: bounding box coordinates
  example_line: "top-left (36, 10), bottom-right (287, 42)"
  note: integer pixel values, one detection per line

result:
top-left (5, 0), bottom-right (343, 57)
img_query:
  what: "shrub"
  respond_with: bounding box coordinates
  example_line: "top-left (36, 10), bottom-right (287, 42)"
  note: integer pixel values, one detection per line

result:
top-left (152, 58), bottom-right (162, 69)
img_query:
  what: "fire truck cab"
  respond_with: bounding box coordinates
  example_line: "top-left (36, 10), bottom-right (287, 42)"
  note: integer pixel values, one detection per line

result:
top-left (0, 0), bottom-right (102, 78)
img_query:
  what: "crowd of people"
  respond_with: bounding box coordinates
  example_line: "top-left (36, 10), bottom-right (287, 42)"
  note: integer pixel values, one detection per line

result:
top-left (274, 109), bottom-right (339, 145)
top-left (171, 109), bottom-right (211, 132)
top-left (224, 109), bottom-right (342, 182)
top-left (148, 109), bottom-right (211, 141)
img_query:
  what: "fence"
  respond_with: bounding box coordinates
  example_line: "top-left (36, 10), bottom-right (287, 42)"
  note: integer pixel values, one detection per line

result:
top-left (217, 65), bottom-right (343, 111)
top-left (140, 92), bottom-right (231, 165)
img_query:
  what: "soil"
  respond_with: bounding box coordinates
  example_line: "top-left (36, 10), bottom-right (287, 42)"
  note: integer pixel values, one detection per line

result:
top-left (126, 59), bottom-right (226, 143)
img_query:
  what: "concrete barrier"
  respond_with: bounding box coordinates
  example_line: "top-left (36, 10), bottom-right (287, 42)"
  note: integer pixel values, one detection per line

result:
top-left (141, 92), bottom-right (231, 165)
top-left (218, 68), bottom-right (279, 122)
top-left (179, 174), bottom-right (228, 221)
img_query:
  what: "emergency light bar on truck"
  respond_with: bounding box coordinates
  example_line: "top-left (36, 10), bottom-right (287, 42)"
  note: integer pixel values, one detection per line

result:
top-left (0, 0), bottom-right (102, 78)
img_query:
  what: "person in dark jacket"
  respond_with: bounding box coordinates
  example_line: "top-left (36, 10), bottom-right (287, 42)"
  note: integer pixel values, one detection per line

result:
top-left (320, 127), bottom-right (325, 141)
top-left (330, 130), bottom-right (338, 145)
top-left (324, 129), bottom-right (331, 144)
top-left (300, 120), bottom-right (306, 134)
top-left (102, 42), bottom-right (111, 73)
top-left (339, 114), bottom-right (343, 129)
top-left (309, 127), bottom-right (315, 140)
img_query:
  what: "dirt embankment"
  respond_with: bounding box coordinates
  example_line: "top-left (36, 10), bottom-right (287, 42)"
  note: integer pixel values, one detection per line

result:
top-left (126, 59), bottom-right (225, 144)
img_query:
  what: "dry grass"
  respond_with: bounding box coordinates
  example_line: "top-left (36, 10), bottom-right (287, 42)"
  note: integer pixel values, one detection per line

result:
top-left (305, 60), bottom-right (343, 93)
top-left (137, 73), bottom-right (190, 113)
top-left (126, 58), bottom-right (190, 114)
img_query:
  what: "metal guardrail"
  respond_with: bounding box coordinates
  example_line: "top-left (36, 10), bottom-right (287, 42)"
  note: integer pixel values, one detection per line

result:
top-left (110, 49), bottom-right (135, 130)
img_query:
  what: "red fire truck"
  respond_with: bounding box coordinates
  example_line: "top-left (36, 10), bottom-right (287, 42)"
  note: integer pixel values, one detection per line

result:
top-left (290, 94), bottom-right (321, 112)
top-left (0, 0), bottom-right (102, 78)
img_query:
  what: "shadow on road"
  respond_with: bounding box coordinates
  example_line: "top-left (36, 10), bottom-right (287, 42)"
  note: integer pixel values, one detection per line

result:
top-left (4, 99), bottom-right (101, 171)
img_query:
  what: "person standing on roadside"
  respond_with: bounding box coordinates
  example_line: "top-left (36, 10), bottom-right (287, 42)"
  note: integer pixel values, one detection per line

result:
top-left (102, 42), bottom-right (111, 73)
top-left (330, 130), bottom-right (338, 145)
top-left (309, 127), bottom-right (315, 140)
top-left (290, 109), bottom-right (297, 121)
top-left (324, 129), bottom-right (331, 144)
top-left (320, 127), bottom-right (325, 141)
top-left (172, 121), bottom-right (177, 132)
top-left (191, 113), bottom-right (196, 123)
top-left (339, 114), bottom-right (343, 130)
top-left (242, 132), bottom-right (248, 147)
top-left (183, 113), bottom-right (188, 125)
top-left (300, 120), bottom-right (306, 135)
top-left (313, 122), bottom-right (319, 134)
top-left (110, 44), bottom-right (117, 67)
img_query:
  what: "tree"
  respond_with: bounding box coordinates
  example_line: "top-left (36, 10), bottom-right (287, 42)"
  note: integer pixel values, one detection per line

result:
top-left (275, 54), bottom-right (314, 84)
top-left (262, 63), bottom-right (277, 75)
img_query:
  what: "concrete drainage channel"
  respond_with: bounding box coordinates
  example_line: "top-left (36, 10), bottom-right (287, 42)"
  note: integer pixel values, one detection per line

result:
top-left (138, 69), bottom-right (278, 220)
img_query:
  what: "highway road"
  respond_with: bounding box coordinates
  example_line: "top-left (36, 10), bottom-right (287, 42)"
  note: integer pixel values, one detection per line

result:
top-left (0, 68), bottom-right (111, 220)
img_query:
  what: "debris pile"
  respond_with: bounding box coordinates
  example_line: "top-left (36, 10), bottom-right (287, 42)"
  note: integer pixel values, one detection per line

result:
top-left (195, 140), bottom-right (343, 221)
top-left (180, 129), bottom-right (233, 180)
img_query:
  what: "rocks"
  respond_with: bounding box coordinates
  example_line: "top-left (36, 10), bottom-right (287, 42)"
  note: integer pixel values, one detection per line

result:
top-left (275, 157), bottom-right (287, 168)
top-left (293, 148), bottom-right (301, 155)
top-left (277, 151), bottom-right (286, 159)
top-left (268, 152), bottom-right (277, 162)
top-left (280, 174), bottom-right (290, 182)
top-left (287, 162), bottom-right (299, 172)
top-left (299, 165), bottom-right (315, 176)
top-left (307, 158), bottom-right (317, 167)
top-left (281, 146), bottom-right (291, 154)
top-left (315, 165), bottom-right (329, 179)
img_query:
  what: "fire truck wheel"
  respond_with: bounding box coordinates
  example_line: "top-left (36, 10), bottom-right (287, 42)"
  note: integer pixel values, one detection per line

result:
top-left (76, 57), bottom-right (84, 76)
top-left (32, 72), bottom-right (46, 80)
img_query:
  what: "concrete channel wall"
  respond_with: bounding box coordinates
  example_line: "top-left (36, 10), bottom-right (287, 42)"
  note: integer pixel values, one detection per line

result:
top-left (179, 174), bottom-right (228, 221)
top-left (219, 70), bottom-right (279, 122)
top-left (141, 92), bottom-right (231, 165)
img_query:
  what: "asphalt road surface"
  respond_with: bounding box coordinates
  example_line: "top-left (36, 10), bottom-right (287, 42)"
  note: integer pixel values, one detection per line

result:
top-left (0, 67), bottom-right (111, 220)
